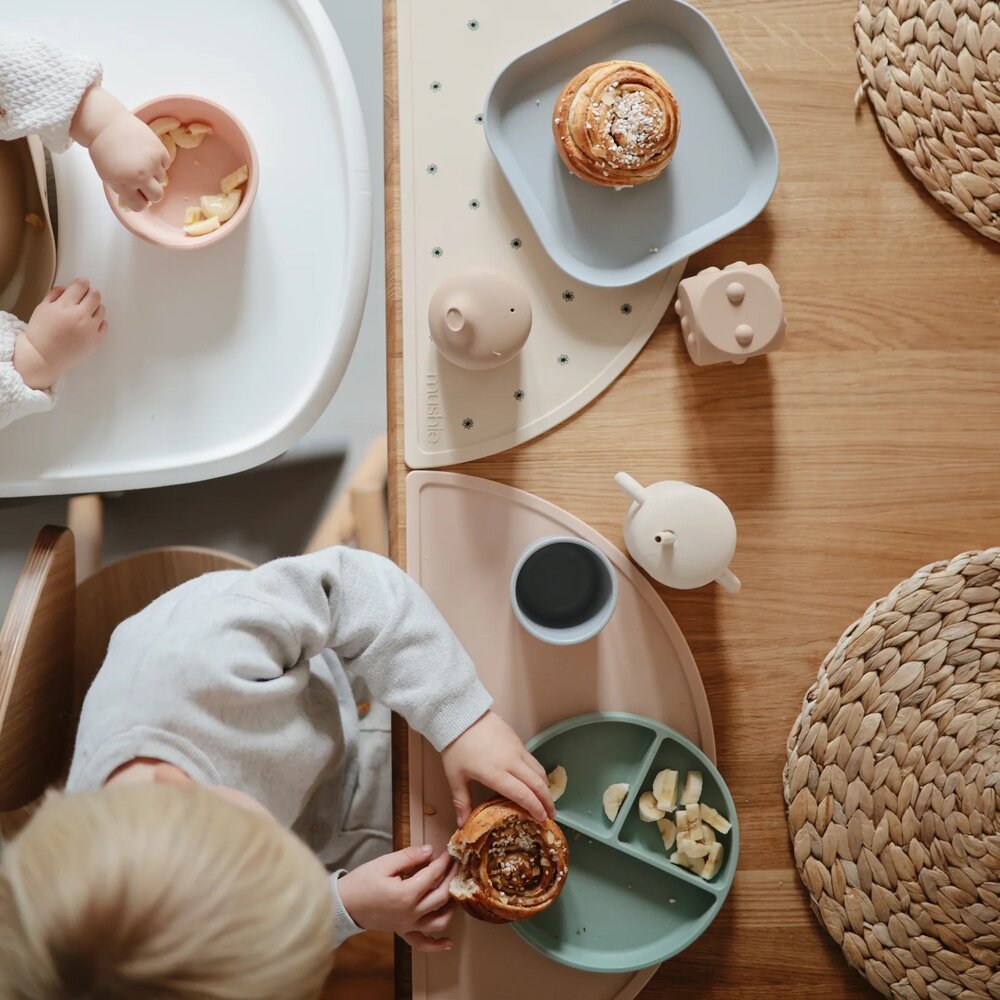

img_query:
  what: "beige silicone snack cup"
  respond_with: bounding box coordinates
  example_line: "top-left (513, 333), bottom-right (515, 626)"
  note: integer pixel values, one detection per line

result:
top-left (427, 266), bottom-right (532, 370)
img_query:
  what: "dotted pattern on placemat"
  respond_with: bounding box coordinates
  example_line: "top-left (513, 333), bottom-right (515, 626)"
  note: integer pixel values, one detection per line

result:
top-left (784, 548), bottom-right (1000, 999)
top-left (855, 0), bottom-right (1000, 243)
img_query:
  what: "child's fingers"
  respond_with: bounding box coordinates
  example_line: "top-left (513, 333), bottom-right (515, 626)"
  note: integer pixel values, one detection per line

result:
top-left (45, 286), bottom-right (65, 302)
top-left (404, 850), bottom-right (453, 898)
top-left (92, 302), bottom-right (106, 322)
top-left (416, 864), bottom-right (458, 916)
top-left (121, 188), bottom-right (148, 212)
top-left (382, 844), bottom-right (434, 877)
top-left (98, 320), bottom-right (108, 336)
top-left (415, 904), bottom-right (454, 936)
top-left (402, 931), bottom-right (453, 953)
top-left (523, 750), bottom-right (549, 785)
top-left (450, 779), bottom-right (472, 825)
top-left (141, 177), bottom-right (164, 205)
top-left (81, 288), bottom-right (101, 315)
top-left (514, 760), bottom-right (555, 818)
top-left (63, 278), bottom-right (90, 304)
top-left (491, 769), bottom-right (547, 824)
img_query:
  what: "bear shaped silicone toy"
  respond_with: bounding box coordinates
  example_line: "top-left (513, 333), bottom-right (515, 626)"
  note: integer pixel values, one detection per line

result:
top-left (674, 262), bottom-right (785, 366)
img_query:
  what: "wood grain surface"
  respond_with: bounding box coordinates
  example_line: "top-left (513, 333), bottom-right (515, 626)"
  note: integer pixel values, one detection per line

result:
top-left (385, 0), bottom-right (1000, 996)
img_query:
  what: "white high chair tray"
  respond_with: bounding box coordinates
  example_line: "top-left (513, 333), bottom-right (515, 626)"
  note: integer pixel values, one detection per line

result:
top-left (0, 0), bottom-right (371, 498)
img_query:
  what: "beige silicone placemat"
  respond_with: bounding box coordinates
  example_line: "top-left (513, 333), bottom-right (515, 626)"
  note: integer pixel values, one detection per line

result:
top-left (406, 471), bottom-right (715, 1000)
top-left (398, 1), bottom-right (686, 469)
top-left (784, 548), bottom-right (1000, 999)
top-left (855, 0), bottom-right (1000, 243)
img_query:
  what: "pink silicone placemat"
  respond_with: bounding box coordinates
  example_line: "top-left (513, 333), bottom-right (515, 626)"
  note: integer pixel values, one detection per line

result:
top-left (405, 471), bottom-right (715, 1000)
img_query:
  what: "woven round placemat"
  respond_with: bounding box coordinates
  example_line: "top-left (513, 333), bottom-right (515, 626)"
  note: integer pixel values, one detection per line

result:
top-left (855, 0), bottom-right (1000, 242)
top-left (784, 549), bottom-right (1000, 999)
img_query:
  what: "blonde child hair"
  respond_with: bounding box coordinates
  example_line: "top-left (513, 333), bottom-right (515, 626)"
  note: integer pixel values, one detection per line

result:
top-left (0, 783), bottom-right (334, 1000)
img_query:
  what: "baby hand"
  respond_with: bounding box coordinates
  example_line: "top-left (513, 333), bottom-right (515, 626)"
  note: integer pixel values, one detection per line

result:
top-left (441, 710), bottom-right (555, 825)
top-left (13, 280), bottom-right (108, 390)
top-left (71, 85), bottom-right (169, 211)
top-left (337, 845), bottom-right (456, 952)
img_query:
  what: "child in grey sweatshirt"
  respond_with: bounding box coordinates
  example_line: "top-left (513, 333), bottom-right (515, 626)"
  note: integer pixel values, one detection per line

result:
top-left (0, 545), bottom-right (552, 1000)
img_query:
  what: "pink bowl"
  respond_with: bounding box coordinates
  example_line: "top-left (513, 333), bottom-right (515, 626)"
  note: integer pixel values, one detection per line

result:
top-left (103, 94), bottom-right (259, 250)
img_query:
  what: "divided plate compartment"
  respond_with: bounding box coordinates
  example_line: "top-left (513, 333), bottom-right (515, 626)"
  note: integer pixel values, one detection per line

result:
top-left (484, 0), bottom-right (779, 287)
top-left (516, 711), bottom-right (739, 973)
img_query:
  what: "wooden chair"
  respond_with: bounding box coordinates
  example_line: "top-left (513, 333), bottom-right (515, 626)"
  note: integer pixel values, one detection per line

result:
top-left (0, 436), bottom-right (392, 998)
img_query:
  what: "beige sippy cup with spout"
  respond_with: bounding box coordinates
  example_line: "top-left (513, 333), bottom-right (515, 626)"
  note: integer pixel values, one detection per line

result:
top-left (614, 472), bottom-right (740, 592)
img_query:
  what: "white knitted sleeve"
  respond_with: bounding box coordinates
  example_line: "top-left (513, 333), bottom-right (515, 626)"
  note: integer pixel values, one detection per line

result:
top-left (0, 32), bottom-right (102, 152)
top-left (0, 311), bottom-right (56, 430)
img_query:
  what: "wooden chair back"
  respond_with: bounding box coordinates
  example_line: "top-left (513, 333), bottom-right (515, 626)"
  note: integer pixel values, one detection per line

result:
top-left (0, 535), bottom-right (252, 812)
top-left (0, 527), bottom-right (76, 811)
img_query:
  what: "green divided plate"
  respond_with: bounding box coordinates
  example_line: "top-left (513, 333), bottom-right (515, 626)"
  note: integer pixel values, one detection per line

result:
top-left (513, 711), bottom-right (739, 973)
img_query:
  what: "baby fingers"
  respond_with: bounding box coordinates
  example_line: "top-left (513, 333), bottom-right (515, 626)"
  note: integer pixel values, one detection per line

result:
top-left (415, 904), bottom-right (454, 936)
top-left (402, 930), bottom-right (453, 953)
top-left (140, 177), bottom-right (164, 205)
top-left (416, 864), bottom-right (457, 917)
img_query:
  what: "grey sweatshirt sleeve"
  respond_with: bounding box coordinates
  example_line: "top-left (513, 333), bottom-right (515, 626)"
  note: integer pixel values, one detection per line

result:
top-left (215, 547), bottom-right (492, 751)
top-left (0, 33), bottom-right (102, 151)
top-left (329, 871), bottom-right (363, 945)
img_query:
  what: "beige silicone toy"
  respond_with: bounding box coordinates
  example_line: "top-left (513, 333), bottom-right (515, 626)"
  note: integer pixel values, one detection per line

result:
top-left (427, 266), bottom-right (532, 370)
top-left (615, 471), bottom-right (740, 592)
top-left (674, 262), bottom-right (785, 366)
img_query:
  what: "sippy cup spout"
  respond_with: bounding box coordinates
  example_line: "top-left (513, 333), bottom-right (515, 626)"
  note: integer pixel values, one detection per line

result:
top-left (715, 568), bottom-right (741, 593)
top-left (653, 530), bottom-right (676, 546)
top-left (614, 471), bottom-right (649, 506)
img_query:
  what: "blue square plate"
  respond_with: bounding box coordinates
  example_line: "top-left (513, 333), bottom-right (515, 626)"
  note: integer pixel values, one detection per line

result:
top-left (484, 0), bottom-right (779, 287)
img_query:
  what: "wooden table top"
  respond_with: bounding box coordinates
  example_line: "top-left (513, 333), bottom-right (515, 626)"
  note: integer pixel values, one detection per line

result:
top-left (384, 0), bottom-right (1000, 996)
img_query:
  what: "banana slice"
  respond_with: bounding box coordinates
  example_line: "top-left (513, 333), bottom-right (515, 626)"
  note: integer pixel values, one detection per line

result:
top-left (200, 189), bottom-right (242, 223)
top-left (170, 123), bottom-right (213, 149)
top-left (148, 116), bottom-right (181, 135)
top-left (602, 783), bottom-right (629, 822)
top-left (160, 132), bottom-right (177, 165)
top-left (685, 803), bottom-right (705, 842)
top-left (184, 206), bottom-right (204, 226)
top-left (675, 809), bottom-right (690, 836)
top-left (680, 771), bottom-right (703, 806)
top-left (547, 765), bottom-right (567, 803)
top-left (169, 128), bottom-right (203, 150)
top-left (220, 164), bottom-right (249, 193)
top-left (657, 817), bottom-right (676, 851)
top-left (678, 836), bottom-right (711, 860)
top-left (701, 824), bottom-right (716, 847)
top-left (161, 173), bottom-right (169, 187)
top-left (652, 769), bottom-right (678, 811)
top-left (638, 792), bottom-right (665, 823)
top-left (699, 804), bottom-right (732, 835)
top-left (184, 215), bottom-right (221, 237)
top-left (701, 841), bottom-right (724, 880)
top-left (670, 850), bottom-right (706, 876)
